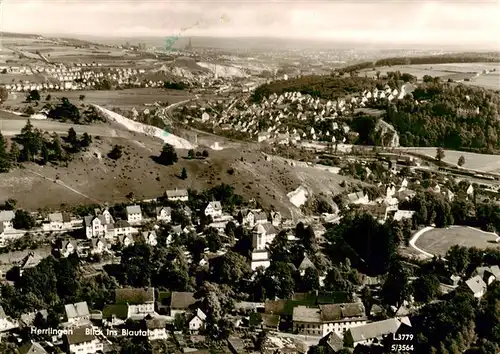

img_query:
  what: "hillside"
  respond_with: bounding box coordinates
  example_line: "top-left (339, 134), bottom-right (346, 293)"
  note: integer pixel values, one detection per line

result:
top-left (0, 133), bottom-right (352, 218)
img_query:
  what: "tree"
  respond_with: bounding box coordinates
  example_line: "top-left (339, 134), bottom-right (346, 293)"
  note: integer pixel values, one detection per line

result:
top-left (180, 167), bottom-right (187, 180)
top-left (205, 227), bottom-right (223, 253)
top-left (26, 90), bottom-right (40, 102)
top-left (0, 87), bottom-right (8, 102)
top-left (300, 267), bottom-right (320, 292)
top-left (0, 132), bottom-right (11, 172)
top-left (187, 149), bottom-right (195, 159)
top-left (13, 210), bottom-right (36, 230)
top-left (41, 143), bottom-right (49, 165)
top-left (446, 245), bottom-right (470, 276)
top-left (458, 155), bottom-right (465, 167)
top-left (108, 145), bottom-right (123, 160)
top-left (436, 147), bottom-right (445, 164)
top-left (202, 149), bottom-right (209, 158)
top-left (45, 94), bottom-right (51, 101)
top-left (80, 133), bottom-right (92, 148)
top-left (158, 143), bottom-right (178, 165)
top-left (67, 128), bottom-right (78, 147)
top-left (9, 141), bottom-right (20, 163)
top-left (79, 95), bottom-right (85, 101)
top-left (413, 274), bottom-right (441, 303)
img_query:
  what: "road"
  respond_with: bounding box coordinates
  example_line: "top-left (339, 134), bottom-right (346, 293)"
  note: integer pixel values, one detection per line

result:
top-left (0, 116), bottom-right (119, 137)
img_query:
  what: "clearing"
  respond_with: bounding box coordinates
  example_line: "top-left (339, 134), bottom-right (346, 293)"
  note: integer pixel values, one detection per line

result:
top-left (414, 226), bottom-right (499, 257)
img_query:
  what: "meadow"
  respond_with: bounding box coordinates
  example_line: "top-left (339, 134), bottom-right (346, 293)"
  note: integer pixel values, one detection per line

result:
top-left (414, 226), bottom-right (499, 256)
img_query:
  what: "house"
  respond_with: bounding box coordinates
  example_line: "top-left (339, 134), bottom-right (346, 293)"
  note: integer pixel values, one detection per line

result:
top-left (126, 205), bottom-right (143, 224)
top-left (252, 223), bottom-right (277, 250)
top-left (205, 201), bottom-right (223, 218)
top-left (64, 302), bottom-right (90, 325)
top-left (43, 212), bottom-right (64, 231)
top-left (17, 341), bottom-right (49, 354)
top-left (115, 287), bottom-right (155, 318)
top-left (392, 210), bottom-right (415, 221)
top-left (170, 292), bottom-right (196, 317)
top-left (20, 310), bottom-right (48, 328)
top-left (474, 265), bottom-right (500, 286)
top-left (166, 189), bottom-right (189, 202)
top-left (63, 325), bottom-right (103, 354)
top-left (110, 220), bottom-right (135, 238)
top-left (292, 303), bottom-right (367, 337)
top-left (188, 308), bottom-right (207, 332)
top-left (261, 313), bottom-right (280, 331)
top-left (59, 240), bottom-right (78, 258)
top-left (465, 275), bottom-right (487, 298)
top-left (141, 231), bottom-right (158, 246)
top-left (0, 305), bottom-right (17, 333)
top-left (156, 206), bottom-right (172, 222)
top-left (83, 215), bottom-right (109, 239)
top-left (298, 255), bottom-right (316, 276)
top-left (0, 210), bottom-right (15, 231)
top-left (251, 250), bottom-right (271, 271)
top-left (344, 317), bottom-right (411, 347)
top-left (117, 234), bottom-right (134, 248)
top-left (318, 331), bottom-right (344, 353)
top-left (239, 210), bottom-right (255, 227)
top-left (347, 192), bottom-right (369, 205)
top-left (254, 212), bottom-right (268, 225)
top-left (19, 252), bottom-right (40, 277)
top-left (271, 211), bottom-right (282, 227)
top-left (90, 238), bottom-right (110, 254)
top-left (144, 317), bottom-right (168, 341)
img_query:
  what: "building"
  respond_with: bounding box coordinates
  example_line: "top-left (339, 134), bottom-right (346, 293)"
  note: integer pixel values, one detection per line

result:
top-left (90, 238), bottom-right (110, 254)
top-left (344, 317), bottom-right (411, 347)
top-left (64, 301), bottom-right (90, 325)
top-left (271, 211), bottom-right (282, 227)
top-left (63, 325), bottom-right (103, 354)
top-left (292, 303), bottom-right (367, 337)
top-left (17, 341), bottom-right (49, 354)
top-left (465, 275), bottom-right (487, 299)
top-left (59, 240), bottom-right (78, 258)
top-left (347, 192), bottom-right (369, 205)
top-left (252, 223), bottom-right (277, 250)
top-left (239, 210), bottom-right (255, 227)
top-left (156, 206), bottom-right (172, 222)
top-left (205, 201), bottom-right (223, 218)
top-left (0, 305), bottom-right (17, 333)
top-left (170, 292), bottom-right (196, 317)
top-left (318, 331), bottom-right (344, 353)
top-left (188, 308), bottom-right (207, 332)
top-left (141, 231), bottom-right (158, 246)
top-left (83, 215), bottom-right (109, 239)
top-left (166, 189), bottom-right (189, 202)
top-left (251, 250), bottom-right (271, 270)
top-left (144, 317), bottom-right (168, 341)
top-left (254, 212), bottom-right (268, 225)
top-left (115, 288), bottom-right (155, 318)
top-left (126, 205), bottom-right (143, 224)
top-left (0, 210), bottom-right (15, 231)
top-left (297, 255), bottom-right (316, 276)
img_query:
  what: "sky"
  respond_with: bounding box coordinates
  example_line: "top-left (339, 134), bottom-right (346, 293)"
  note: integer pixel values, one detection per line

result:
top-left (2, 0), bottom-right (500, 48)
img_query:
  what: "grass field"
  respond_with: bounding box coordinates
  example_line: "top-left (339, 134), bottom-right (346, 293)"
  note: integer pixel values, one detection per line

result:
top-left (4, 88), bottom-right (191, 110)
top-left (360, 62), bottom-right (500, 90)
top-left (415, 226), bottom-right (499, 256)
top-left (397, 147), bottom-right (500, 173)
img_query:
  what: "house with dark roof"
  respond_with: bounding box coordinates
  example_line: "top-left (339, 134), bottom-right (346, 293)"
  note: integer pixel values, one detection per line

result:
top-left (297, 254), bottom-right (316, 275)
top-left (474, 265), bottom-right (500, 286)
top-left (63, 325), bottom-right (103, 354)
top-left (64, 301), bottom-right (90, 325)
top-left (90, 238), bottom-right (110, 255)
top-left (254, 211), bottom-right (268, 225)
top-left (318, 331), bottom-right (344, 353)
top-left (144, 316), bottom-right (168, 341)
top-left (17, 341), bottom-right (48, 354)
top-left (156, 206), bottom-right (172, 222)
top-left (18, 252), bottom-right (40, 277)
top-left (204, 201), bottom-right (222, 218)
top-left (170, 292), bottom-right (196, 317)
top-left (188, 308), bottom-right (207, 332)
top-left (344, 317), bottom-right (411, 348)
top-left (166, 189), bottom-right (189, 202)
top-left (292, 303), bottom-right (367, 337)
top-left (114, 287), bottom-right (155, 319)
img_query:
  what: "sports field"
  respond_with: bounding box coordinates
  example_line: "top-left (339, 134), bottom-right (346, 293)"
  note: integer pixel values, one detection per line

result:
top-left (414, 226), bottom-right (499, 256)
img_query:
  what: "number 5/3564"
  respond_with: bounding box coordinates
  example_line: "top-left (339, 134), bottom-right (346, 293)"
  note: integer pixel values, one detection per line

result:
top-left (391, 344), bottom-right (414, 352)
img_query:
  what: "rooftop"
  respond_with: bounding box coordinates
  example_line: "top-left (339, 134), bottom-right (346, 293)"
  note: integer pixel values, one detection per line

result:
top-left (115, 287), bottom-right (155, 305)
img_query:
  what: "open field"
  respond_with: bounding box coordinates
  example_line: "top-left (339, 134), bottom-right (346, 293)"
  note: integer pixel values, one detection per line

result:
top-left (0, 129), bottom-right (352, 219)
top-left (414, 226), bottom-right (499, 256)
top-left (397, 147), bottom-right (500, 173)
top-left (360, 62), bottom-right (500, 90)
top-left (4, 88), bottom-right (191, 110)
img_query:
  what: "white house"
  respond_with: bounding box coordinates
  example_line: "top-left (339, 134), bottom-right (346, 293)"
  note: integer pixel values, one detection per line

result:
top-left (64, 301), bottom-right (90, 325)
top-left (59, 240), bottom-right (78, 258)
top-left (189, 309), bottom-right (207, 332)
top-left (126, 205), bottom-right (143, 224)
top-left (141, 231), bottom-right (158, 246)
top-left (0, 210), bottom-right (15, 231)
top-left (43, 212), bottom-right (65, 231)
top-left (156, 207), bottom-right (172, 222)
top-left (166, 189), bottom-right (189, 202)
top-left (0, 305), bottom-right (18, 333)
top-left (90, 238), bottom-right (110, 254)
top-left (252, 223), bottom-right (277, 250)
top-left (465, 275), bottom-right (487, 299)
top-left (115, 288), bottom-right (155, 318)
top-left (64, 325), bottom-right (103, 354)
top-left (117, 234), bottom-right (134, 248)
top-left (251, 250), bottom-right (271, 270)
top-left (83, 215), bottom-right (109, 239)
top-left (292, 303), bottom-right (367, 338)
top-left (239, 210), bottom-right (255, 227)
top-left (205, 201), bottom-right (223, 218)
top-left (347, 192), bottom-right (370, 205)
top-left (271, 211), bottom-right (282, 227)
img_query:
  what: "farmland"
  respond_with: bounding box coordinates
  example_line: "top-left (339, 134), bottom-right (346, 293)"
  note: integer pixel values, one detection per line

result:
top-left (360, 62), bottom-right (500, 90)
top-left (397, 147), bottom-right (500, 173)
top-left (3, 88), bottom-right (192, 110)
top-left (414, 226), bottom-right (499, 256)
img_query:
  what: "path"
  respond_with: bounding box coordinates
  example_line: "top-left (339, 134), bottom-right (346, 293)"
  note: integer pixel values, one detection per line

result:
top-left (24, 168), bottom-right (101, 204)
top-left (408, 226), bottom-right (439, 260)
